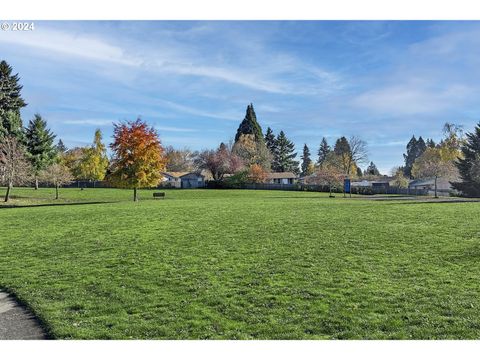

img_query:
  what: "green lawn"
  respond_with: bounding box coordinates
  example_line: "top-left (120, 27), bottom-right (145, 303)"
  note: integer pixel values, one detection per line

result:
top-left (1, 187), bottom-right (480, 339)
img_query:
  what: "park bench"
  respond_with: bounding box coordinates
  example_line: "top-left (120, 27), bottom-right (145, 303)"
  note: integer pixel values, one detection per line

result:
top-left (153, 192), bottom-right (166, 199)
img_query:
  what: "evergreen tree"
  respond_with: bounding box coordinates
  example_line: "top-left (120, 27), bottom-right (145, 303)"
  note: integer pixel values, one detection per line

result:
top-left (417, 136), bottom-right (427, 156)
top-left (451, 122), bottom-right (480, 197)
top-left (317, 137), bottom-right (331, 165)
top-left (365, 161), bottom-right (380, 176)
top-left (234, 103), bottom-right (264, 143)
top-left (356, 166), bottom-right (363, 178)
top-left (300, 144), bottom-right (313, 176)
top-left (334, 136), bottom-right (352, 174)
top-left (264, 127), bottom-right (277, 169)
top-left (403, 136), bottom-right (427, 178)
top-left (426, 138), bottom-right (436, 148)
top-left (0, 60), bottom-right (27, 139)
top-left (25, 114), bottom-right (57, 189)
top-left (264, 127), bottom-right (276, 154)
top-left (56, 139), bottom-right (67, 154)
top-left (275, 130), bottom-right (299, 173)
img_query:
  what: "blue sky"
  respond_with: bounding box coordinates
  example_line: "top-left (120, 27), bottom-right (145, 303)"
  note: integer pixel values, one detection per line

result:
top-left (1, 21), bottom-right (480, 173)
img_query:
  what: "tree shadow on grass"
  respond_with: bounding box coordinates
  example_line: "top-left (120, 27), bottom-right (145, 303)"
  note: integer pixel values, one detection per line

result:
top-left (0, 201), bottom-right (119, 209)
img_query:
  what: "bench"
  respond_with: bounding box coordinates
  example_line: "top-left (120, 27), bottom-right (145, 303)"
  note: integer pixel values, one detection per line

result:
top-left (153, 192), bottom-right (166, 199)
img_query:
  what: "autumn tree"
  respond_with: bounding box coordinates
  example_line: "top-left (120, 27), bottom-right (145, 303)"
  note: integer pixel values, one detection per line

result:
top-left (78, 129), bottom-right (109, 187)
top-left (0, 136), bottom-right (32, 202)
top-left (165, 146), bottom-right (197, 172)
top-left (307, 153), bottom-right (344, 197)
top-left (233, 133), bottom-right (272, 170)
top-left (196, 142), bottom-right (243, 181)
top-left (39, 163), bottom-right (74, 200)
top-left (391, 166), bottom-right (409, 188)
top-left (109, 119), bottom-right (166, 201)
top-left (412, 147), bottom-right (457, 198)
top-left (247, 163), bottom-right (268, 183)
top-left (25, 114), bottom-right (57, 190)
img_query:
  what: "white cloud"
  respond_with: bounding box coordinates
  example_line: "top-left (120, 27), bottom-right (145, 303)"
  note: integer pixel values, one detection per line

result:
top-left (0, 28), bottom-right (140, 66)
top-left (351, 83), bottom-right (472, 115)
top-left (0, 25), bottom-right (341, 96)
top-left (63, 119), bottom-right (113, 126)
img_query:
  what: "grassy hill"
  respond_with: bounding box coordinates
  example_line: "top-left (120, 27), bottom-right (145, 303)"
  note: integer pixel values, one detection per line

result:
top-left (1, 188), bottom-right (480, 339)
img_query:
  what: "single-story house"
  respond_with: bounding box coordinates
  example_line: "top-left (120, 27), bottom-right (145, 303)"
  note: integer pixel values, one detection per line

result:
top-left (267, 172), bottom-right (298, 185)
top-left (351, 177), bottom-right (393, 189)
top-left (161, 172), bottom-right (206, 188)
top-left (408, 177), bottom-right (456, 195)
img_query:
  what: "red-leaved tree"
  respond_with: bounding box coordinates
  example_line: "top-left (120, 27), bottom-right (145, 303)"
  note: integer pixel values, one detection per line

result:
top-left (109, 119), bottom-right (166, 201)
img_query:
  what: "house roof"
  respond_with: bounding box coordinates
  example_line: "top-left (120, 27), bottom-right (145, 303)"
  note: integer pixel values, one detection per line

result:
top-left (162, 172), bottom-right (189, 179)
top-left (267, 172), bottom-right (298, 179)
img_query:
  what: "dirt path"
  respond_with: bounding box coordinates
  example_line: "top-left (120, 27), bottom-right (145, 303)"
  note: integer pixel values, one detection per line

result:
top-left (0, 291), bottom-right (47, 340)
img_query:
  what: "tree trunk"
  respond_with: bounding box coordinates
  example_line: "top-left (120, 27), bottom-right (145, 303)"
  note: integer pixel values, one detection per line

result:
top-left (133, 187), bottom-right (138, 202)
top-left (34, 177), bottom-right (39, 190)
top-left (4, 182), bottom-right (12, 202)
top-left (55, 183), bottom-right (59, 200)
top-left (434, 176), bottom-right (438, 198)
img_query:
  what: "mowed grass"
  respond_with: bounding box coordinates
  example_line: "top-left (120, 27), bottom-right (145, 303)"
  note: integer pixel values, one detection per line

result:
top-left (1, 187), bottom-right (480, 339)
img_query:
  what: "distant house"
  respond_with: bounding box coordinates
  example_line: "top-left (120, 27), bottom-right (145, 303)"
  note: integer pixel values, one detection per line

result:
top-left (267, 172), bottom-right (298, 185)
top-left (161, 172), bottom-right (206, 188)
top-left (408, 177), bottom-right (455, 195)
top-left (351, 176), bottom-right (394, 189)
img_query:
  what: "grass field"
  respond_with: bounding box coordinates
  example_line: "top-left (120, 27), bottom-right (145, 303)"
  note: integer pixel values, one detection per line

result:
top-left (1, 187), bottom-right (480, 339)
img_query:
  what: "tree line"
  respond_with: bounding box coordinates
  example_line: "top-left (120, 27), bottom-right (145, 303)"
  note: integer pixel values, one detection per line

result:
top-left (2, 59), bottom-right (480, 199)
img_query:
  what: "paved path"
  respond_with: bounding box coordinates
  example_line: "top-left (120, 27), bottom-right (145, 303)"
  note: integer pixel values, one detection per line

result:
top-left (0, 291), bottom-right (47, 340)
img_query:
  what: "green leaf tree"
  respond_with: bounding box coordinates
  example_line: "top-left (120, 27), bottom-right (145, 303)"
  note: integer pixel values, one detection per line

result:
top-left (301, 143), bottom-right (313, 176)
top-left (451, 122), bottom-right (480, 197)
top-left (25, 114), bottom-right (57, 189)
top-left (275, 130), bottom-right (299, 173)
top-left (317, 137), bottom-right (331, 165)
top-left (0, 60), bottom-right (27, 140)
top-left (235, 103), bottom-right (264, 143)
top-left (78, 129), bottom-right (109, 187)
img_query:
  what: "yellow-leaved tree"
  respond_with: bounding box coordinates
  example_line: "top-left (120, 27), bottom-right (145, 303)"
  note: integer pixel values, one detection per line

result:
top-left (109, 119), bottom-right (166, 201)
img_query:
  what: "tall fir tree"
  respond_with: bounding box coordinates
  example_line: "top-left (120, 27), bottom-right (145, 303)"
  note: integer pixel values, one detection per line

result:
top-left (451, 122), bottom-right (480, 197)
top-left (275, 130), bottom-right (299, 173)
top-left (334, 136), bottom-right (352, 174)
top-left (300, 143), bottom-right (313, 176)
top-left (56, 139), bottom-right (67, 154)
top-left (25, 114), bottom-right (57, 189)
top-left (426, 138), bottom-right (436, 148)
top-left (234, 103), bottom-right (264, 143)
top-left (0, 60), bottom-right (27, 140)
top-left (317, 137), bottom-right (331, 165)
top-left (365, 161), bottom-right (380, 176)
top-left (264, 127), bottom-right (277, 170)
top-left (403, 135), bottom-right (427, 178)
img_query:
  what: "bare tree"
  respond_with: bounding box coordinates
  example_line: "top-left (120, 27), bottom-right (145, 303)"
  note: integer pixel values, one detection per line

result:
top-left (0, 136), bottom-right (32, 202)
top-left (165, 146), bottom-right (197, 172)
top-left (195, 143), bottom-right (244, 181)
top-left (348, 136), bottom-right (368, 172)
top-left (39, 163), bottom-right (74, 200)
